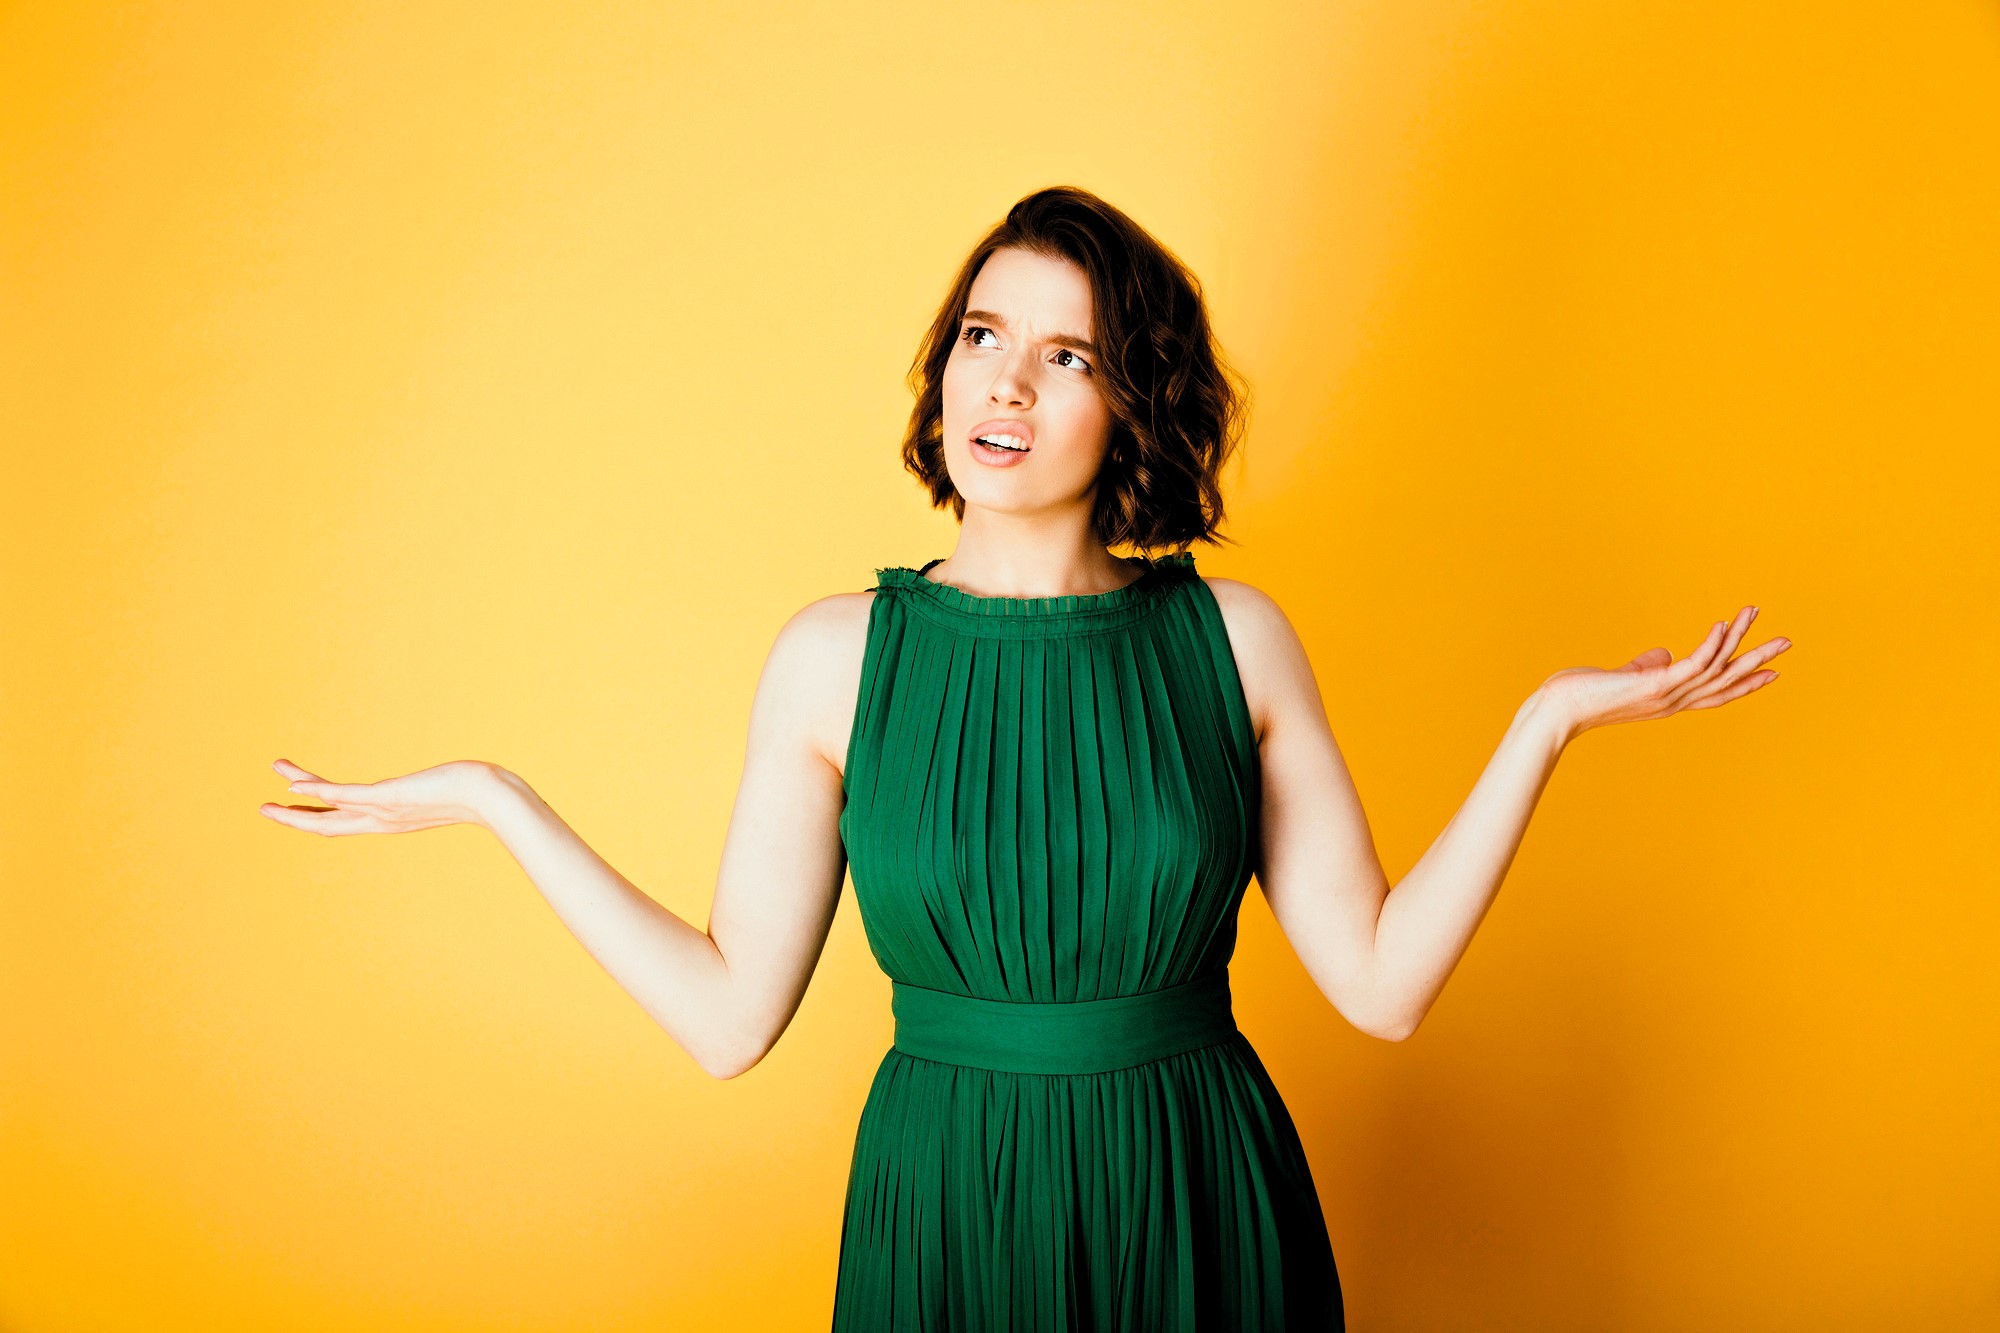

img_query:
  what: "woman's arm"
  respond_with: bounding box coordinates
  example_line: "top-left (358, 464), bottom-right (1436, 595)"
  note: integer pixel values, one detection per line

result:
top-left (261, 591), bottom-right (874, 1080)
top-left (1205, 580), bottom-right (1787, 1042)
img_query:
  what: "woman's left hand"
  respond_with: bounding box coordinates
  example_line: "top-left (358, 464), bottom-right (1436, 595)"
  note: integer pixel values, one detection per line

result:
top-left (1536, 605), bottom-right (1791, 744)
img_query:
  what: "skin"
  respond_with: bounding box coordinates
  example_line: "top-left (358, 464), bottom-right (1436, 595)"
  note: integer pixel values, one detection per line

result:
top-left (260, 245), bottom-right (1793, 1077)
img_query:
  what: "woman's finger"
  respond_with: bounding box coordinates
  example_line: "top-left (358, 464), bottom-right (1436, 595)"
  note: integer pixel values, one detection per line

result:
top-left (259, 802), bottom-right (375, 835)
top-left (1658, 623), bottom-right (1727, 694)
top-left (1700, 612), bottom-right (1746, 672)
top-left (1718, 633), bottom-right (1791, 685)
top-left (1718, 606), bottom-right (1756, 664)
top-left (1667, 610), bottom-right (1753, 706)
top-left (1678, 620), bottom-right (1792, 711)
top-left (1682, 668), bottom-right (1780, 711)
top-left (285, 778), bottom-right (378, 806)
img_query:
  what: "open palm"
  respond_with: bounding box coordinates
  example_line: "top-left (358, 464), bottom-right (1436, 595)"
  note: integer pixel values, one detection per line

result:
top-left (258, 757), bottom-right (492, 835)
top-left (1540, 605), bottom-right (1791, 740)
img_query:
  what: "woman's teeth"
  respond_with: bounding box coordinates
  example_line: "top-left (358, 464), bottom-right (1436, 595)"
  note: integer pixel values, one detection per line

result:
top-left (977, 435), bottom-right (1027, 451)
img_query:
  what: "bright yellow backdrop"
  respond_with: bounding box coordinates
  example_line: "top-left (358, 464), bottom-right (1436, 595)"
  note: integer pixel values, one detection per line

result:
top-left (5, 3), bottom-right (1995, 1329)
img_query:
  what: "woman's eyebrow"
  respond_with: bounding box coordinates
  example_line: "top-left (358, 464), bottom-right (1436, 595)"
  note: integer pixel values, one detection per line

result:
top-left (962, 308), bottom-right (1097, 356)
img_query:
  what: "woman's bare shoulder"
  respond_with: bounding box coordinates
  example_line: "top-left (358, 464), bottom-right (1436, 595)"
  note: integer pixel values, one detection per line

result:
top-left (761, 589), bottom-right (878, 780)
top-left (781, 587), bottom-right (878, 637)
top-left (1199, 575), bottom-right (1318, 744)
top-left (1201, 573), bottom-right (1283, 618)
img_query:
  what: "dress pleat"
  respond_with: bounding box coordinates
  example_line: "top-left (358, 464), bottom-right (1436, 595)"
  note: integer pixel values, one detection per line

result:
top-left (833, 551), bottom-right (1343, 1330)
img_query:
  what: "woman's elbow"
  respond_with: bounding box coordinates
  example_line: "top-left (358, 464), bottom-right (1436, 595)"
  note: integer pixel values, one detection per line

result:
top-left (1368, 1013), bottom-right (1420, 1042)
top-left (1345, 991), bottom-right (1422, 1042)
top-left (702, 1036), bottom-right (764, 1081)
top-left (702, 1018), bottom-right (781, 1080)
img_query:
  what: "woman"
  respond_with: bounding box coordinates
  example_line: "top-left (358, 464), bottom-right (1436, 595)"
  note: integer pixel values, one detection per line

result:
top-left (261, 186), bottom-right (1789, 1329)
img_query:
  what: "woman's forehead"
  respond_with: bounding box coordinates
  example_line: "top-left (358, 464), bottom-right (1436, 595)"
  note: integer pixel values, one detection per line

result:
top-left (968, 253), bottom-right (1094, 336)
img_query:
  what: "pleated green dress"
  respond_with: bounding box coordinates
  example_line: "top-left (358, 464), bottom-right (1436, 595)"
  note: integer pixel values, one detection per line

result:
top-left (833, 550), bottom-right (1344, 1331)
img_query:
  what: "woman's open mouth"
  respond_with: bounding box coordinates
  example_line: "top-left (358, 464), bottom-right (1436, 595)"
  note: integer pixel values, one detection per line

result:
top-left (969, 420), bottom-right (1033, 467)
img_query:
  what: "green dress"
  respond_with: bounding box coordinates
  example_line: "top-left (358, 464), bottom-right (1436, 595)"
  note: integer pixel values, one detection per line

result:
top-left (833, 551), bottom-right (1344, 1331)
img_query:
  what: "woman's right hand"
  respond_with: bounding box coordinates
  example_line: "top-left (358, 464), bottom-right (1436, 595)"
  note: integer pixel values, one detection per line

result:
top-left (259, 757), bottom-right (499, 835)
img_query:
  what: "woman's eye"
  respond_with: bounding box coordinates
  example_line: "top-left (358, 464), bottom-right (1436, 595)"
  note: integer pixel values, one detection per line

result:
top-left (959, 325), bottom-right (1089, 373)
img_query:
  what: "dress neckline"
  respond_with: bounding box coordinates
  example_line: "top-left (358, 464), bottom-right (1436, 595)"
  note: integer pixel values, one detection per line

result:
top-left (871, 551), bottom-right (1197, 634)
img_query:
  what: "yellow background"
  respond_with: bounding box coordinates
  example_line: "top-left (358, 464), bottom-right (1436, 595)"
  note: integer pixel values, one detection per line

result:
top-left (5, 2), bottom-right (1996, 1328)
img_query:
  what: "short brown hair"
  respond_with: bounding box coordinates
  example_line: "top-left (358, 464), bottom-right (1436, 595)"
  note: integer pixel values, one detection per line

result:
top-left (898, 186), bottom-right (1249, 555)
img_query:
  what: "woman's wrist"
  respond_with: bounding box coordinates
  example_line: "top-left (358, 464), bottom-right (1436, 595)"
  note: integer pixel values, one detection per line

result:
top-left (1516, 687), bottom-right (1580, 754)
top-left (464, 761), bottom-right (536, 832)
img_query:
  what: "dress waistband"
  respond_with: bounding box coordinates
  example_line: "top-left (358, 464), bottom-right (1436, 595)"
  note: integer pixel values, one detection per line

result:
top-left (889, 970), bottom-right (1239, 1075)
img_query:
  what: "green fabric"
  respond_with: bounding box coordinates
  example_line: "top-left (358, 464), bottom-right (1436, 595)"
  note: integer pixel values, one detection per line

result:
top-left (834, 551), bottom-right (1344, 1330)
top-left (891, 970), bottom-right (1238, 1076)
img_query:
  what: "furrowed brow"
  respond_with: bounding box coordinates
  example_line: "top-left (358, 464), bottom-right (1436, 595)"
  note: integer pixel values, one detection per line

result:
top-left (962, 309), bottom-right (1097, 357)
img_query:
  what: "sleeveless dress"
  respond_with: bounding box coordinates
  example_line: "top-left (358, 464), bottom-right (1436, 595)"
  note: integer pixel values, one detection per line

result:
top-left (833, 550), bottom-right (1345, 1331)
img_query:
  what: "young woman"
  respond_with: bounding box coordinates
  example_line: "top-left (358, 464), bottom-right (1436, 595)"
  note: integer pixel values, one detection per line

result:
top-left (261, 186), bottom-right (1789, 1330)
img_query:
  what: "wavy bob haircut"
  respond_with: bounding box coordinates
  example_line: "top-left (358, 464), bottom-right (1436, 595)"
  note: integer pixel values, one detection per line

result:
top-left (899, 186), bottom-right (1249, 555)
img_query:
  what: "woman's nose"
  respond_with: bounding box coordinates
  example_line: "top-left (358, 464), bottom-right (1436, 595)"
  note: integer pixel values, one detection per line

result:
top-left (989, 359), bottom-right (1033, 404)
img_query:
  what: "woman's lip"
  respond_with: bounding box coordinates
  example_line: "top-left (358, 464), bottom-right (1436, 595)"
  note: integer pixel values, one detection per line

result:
top-left (969, 419), bottom-right (1034, 449)
top-left (968, 433), bottom-right (1032, 467)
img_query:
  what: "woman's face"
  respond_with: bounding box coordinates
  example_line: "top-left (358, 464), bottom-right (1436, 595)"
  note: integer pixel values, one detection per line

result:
top-left (940, 246), bottom-right (1114, 522)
